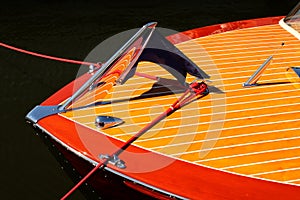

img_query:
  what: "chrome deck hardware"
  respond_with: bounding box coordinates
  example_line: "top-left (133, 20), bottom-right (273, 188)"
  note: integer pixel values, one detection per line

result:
top-left (25, 105), bottom-right (61, 123)
top-left (95, 116), bottom-right (123, 129)
top-left (243, 42), bottom-right (284, 87)
top-left (99, 154), bottom-right (126, 169)
top-left (243, 55), bottom-right (273, 87)
top-left (88, 64), bottom-right (96, 74)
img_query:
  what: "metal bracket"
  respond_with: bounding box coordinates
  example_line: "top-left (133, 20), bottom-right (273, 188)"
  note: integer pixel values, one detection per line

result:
top-left (99, 154), bottom-right (126, 169)
top-left (25, 105), bottom-right (62, 123)
top-left (88, 64), bottom-right (97, 74)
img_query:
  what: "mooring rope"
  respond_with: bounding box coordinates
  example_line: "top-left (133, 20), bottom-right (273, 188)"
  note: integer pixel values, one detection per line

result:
top-left (0, 42), bottom-right (99, 66)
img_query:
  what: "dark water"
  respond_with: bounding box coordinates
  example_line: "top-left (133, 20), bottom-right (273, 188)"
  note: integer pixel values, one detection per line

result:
top-left (0, 0), bottom-right (298, 199)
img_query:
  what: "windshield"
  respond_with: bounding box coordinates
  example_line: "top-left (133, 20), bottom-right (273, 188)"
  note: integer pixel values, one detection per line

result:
top-left (284, 2), bottom-right (300, 33)
top-left (64, 22), bottom-right (209, 110)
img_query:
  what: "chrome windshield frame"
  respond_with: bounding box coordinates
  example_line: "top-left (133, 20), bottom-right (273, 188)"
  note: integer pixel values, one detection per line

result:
top-left (284, 1), bottom-right (300, 22)
top-left (283, 1), bottom-right (300, 30)
top-left (59, 22), bottom-right (157, 111)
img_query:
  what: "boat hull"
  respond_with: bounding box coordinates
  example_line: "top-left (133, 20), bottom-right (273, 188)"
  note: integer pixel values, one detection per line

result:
top-left (32, 125), bottom-right (163, 199)
top-left (32, 119), bottom-right (300, 200)
top-left (28, 16), bottom-right (300, 199)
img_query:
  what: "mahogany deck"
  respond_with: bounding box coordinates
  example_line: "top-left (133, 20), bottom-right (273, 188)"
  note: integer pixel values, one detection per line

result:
top-left (61, 23), bottom-right (300, 186)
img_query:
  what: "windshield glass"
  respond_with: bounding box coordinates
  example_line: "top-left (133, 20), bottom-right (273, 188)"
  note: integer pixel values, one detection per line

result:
top-left (284, 2), bottom-right (300, 33)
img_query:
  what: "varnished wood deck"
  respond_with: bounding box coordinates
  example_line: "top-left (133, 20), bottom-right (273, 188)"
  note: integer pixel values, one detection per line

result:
top-left (61, 24), bottom-right (300, 186)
